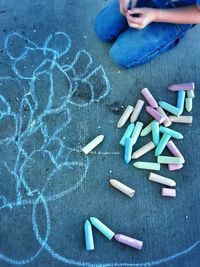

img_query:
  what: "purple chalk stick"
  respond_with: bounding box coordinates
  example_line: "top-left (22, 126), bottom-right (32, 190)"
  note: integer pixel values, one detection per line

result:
top-left (167, 140), bottom-right (184, 170)
top-left (141, 88), bottom-right (158, 108)
top-left (168, 164), bottom-right (183, 171)
top-left (146, 106), bottom-right (165, 123)
top-left (115, 234), bottom-right (143, 250)
top-left (161, 188), bottom-right (176, 197)
top-left (168, 82), bottom-right (194, 91)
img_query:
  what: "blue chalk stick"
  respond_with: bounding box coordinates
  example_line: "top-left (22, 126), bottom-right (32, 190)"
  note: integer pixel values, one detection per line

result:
top-left (124, 137), bottom-right (134, 164)
top-left (90, 217), bottom-right (115, 240)
top-left (155, 133), bottom-right (171, 157)
top-left (177, 91), bottom-right (185, 115)
top-left (119, 123), bottom-right (135, 146)
top-left (84, 220), bottom-right (94, 251)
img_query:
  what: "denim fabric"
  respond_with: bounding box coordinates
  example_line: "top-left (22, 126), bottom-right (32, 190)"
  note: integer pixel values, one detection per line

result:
top-left (94, 0), bottom-right (194, 69)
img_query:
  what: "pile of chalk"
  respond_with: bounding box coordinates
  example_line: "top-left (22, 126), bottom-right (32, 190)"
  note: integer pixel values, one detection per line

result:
top-left (116, 82), bottom-right (194, 198)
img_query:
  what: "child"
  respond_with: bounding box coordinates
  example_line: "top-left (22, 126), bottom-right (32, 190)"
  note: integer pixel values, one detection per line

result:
top-left (95, 0), bottom-right (200, 69)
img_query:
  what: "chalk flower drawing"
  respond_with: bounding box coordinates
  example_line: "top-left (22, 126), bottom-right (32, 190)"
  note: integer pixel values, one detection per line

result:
top-left (0, 32), bottom-right (199, 266)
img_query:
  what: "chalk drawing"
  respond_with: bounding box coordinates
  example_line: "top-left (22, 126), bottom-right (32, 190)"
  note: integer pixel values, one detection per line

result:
top-left (0, 32), bottom-right (199, 266)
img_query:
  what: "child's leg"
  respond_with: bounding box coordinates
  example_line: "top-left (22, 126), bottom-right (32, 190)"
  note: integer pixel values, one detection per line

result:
top-left (94, 0), bottom-right (128, 42)
top-left (109, 22), bottom-right (190, 69)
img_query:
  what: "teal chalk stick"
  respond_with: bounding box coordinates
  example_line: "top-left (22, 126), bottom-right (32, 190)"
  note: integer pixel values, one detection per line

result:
top-left (140, 121), bottom-right (153, 137)
top-left (157, 156), bottom-right (185, 164)
top-left (131, 121), bottom-right (143, 144)
top-left (133, 161), bottom-right (160, 171)
top-left (185, 98), bottom-right (193, 112)
top-left (159, 101), bottom-right (181, 116)
top-left (155, 133), bottom-right (171, 157)
top-left (159, 126), bottom-right (183, 139)
top-left (84, 220), bottom-right (94, 251)
top-left (177, 91), bottom-right (185, 115)
top-left (90, 217), bottom-right (115, 240)
top-left (124, 137), bottom-right (134, 164)
top-left (152, 121), bottom-right (160, 146)
top-left (119, 123), bottom-right (135, 146)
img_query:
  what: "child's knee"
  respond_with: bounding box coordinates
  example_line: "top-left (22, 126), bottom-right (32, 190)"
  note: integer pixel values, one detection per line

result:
top-left (94, 15), bottom-right (114, 42)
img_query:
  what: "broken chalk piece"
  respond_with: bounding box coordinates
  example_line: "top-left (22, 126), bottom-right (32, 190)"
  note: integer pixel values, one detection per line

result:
top-left (152, 121), bottom-right (160, 146)
top-left (161, 188), bottom-right (176, 197)
top-left (168, 82), bottom-right (195, 91)
top-left (130, 99), bottom-right (144, 122)
top-left (133, 161), bottom-right (160, 171)
top-left (140, 121), bottom-right (153, 137)
top-left (141, 88), bottom-right (158, 108)
top-left (81, 135), bottom-right (104, 155)
top-left (124, 138), bottom-right (134, 164)
top-left (117, 105), bottom-right (134, 128)
top-left (158, 101), bottom-right (181, 116)
top-left (156, 107), bottom-right (172, 127)
top-left (114, 234), bottom-right (143, 250)
top-left (132, 141), bottom-right (155, 159)
top-left (157, 156), bottom-right (185, 164)
top-left (119, 123), bottom-right (135, 146)
top-left (149, 172), bottom-right (176, 187)
top-left (187, 90), bottom-right (195, 99)
top-left (177, 90), bottom-right (185, 115)
top-left (146, 106), bottom-right (165, 123)
top-left (185, 98), bottom-right (193, 112)
top-left (168, 164), bottom-right (183, 171)
top-left (168, 115), bottom-right (193, 124)
top-left (84, 220), bottom-right (95, 251)
top-left (131, 121), bottom-right (143, 145)
top-left (159, 126), bottom-right (183, 140)
top-left (155, 133), bottom-right (171, 157)
top-left (90, 217), bottom-right (115, 240)
top-left (110, 179), bottom-right (135, 198)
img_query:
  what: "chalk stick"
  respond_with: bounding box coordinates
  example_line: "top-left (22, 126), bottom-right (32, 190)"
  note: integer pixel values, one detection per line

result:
top-left (146, 106), bottom-right (165, 123)
top-left (114, 234), bottom-right (143, 250)
top-left (152, 121), bottom-right (160, 146)
top-left (168, 116), bottom-right (193, 124)
top-left (187, 90), bottom-right (195, 98)
top-left (133, 162), bottom-right (160, 171)
top-left (132, 141), bottom-right (155, 159)
top-left (157, 156), bottom-right (185, 164)
top-left (81, 135), bottom-right (104, 154)
top-left (159, 126), bottom-right (183, 140)
top-left (156, 107), bottom-right (172, 127)
top-left (149, 172), bottom-right (176, 187)
top-left (110, 179), bottom-right (135, 198)
top-left (84, 220), bottom-right (95, 251)
top-left (130, 100), bottom-right (144, 122)
top-left (185, 98), bottom-right (192, 112)
top-left (141, 88), bottom-right (158, 108)
top-left (167, 140), bottom-right (184, 171)
top-left (131, 121), bottom-right (143, 145)
top-left (161, 188), bottom-right (176, 197)
top-left (117, 105), bottom-right (134, 128)
top-left (168, 82), bottom-right (195, 91)
top-left (158, 101), bottom-right (181, 116)
top-left (124, 138), bottom-right (134, 164)
top-left (177, 90), bottom-right (185, 115)
top-left (155, 133), bottom-right (171, 157)
top-left (168, 164), bottom-right (183, 171)
top-left (140, 121), bottom-right (153, 137)
top-left (90, 217), bottom-right (115, 240)
top-left (119, 123), bottom-right (135, 146)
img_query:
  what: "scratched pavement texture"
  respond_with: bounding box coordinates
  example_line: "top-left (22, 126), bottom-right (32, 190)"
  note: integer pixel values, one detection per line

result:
top-left (0, 0), bottom-right (200, 267)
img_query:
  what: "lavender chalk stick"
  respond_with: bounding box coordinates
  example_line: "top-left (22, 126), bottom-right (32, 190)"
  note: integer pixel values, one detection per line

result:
top-left (161, 188), bottom-right (176, 197)
top-left (167, 140), bottom-right (184, 171)
top-left (114, 234), bottom-right (143, 250)
top-left (168, 82), bottom-right (195, 91)
top-left (146, 106), bottom-right (165, 123)
top-left (141, 88), bottom-right (158, 108)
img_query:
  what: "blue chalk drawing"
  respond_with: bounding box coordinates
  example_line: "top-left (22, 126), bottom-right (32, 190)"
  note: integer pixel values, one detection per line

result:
top-left (0, 32), bottom-right (199, 266)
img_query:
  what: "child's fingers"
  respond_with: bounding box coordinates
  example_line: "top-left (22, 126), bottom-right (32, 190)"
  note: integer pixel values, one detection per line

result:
top-left (129, 23), bottom-right (142, 29)
top-left (126, 13), bottom-right (143, 24)
top-left (128, 8), bottom-right (143, 15)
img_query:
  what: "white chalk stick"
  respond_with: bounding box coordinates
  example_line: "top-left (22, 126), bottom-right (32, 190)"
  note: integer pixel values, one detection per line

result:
top-left (130, 100), bottom-right (144, 122)
top-left (156, 107), bottom-right (172, 127)
top-left (117, 105), bottom-right (134, 128)
top-left (132, 141), bottom-right (155, 159)
top-left (110, 179), bottom-right (135, 198)
top-left (81, 135), bottom-right (104, 154)
top-left (149, 172), bottom-right (176, 187)
top-left (168, 115), bottom-right (193, 124)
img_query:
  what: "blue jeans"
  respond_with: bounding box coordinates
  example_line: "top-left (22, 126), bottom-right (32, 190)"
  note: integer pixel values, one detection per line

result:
top-left (94, 0), bottom-right (193, 69)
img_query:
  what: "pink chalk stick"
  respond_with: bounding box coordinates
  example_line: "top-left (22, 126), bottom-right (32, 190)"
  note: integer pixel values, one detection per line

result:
top-left (167, 140), bottom-right (184, 159)
top-left (168, 82), bottom-right (194, 91)
top-left (146, 106), bottom-right (165, 123)
top-left (141, 88), bottom-right (158, 108)
top-left (114, 234), bottom-right (143, 250)
top-left (161, 188), bottom-right (176, 197)
top-left (168, 164), bottom-right (183, 171)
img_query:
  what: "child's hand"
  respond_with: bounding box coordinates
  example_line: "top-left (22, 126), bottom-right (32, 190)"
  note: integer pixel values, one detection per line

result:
top-left (119, 0), bottom-right (131, 16)
top-left (126, 8), bottom-right (157, 29)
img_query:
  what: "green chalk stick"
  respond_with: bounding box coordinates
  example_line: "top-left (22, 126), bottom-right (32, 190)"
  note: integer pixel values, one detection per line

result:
top-left (157, 156), bottom-right (185, 164)
top-left (152, 121), bottom-right (160, 146)
top-left (119, 123), bottom-right (135, 146)
top-left (159, 101), bottom-right (181, 116)
top-left (185, 98), bottom-right (192, 112)
top-left (133, 162), bottom-right (160, 171)
top-left (159, 126), bottom-right (183, 140)
top-left (187, 90), bottom-right (195, 99)
top-left (131, 121), bottom-right (143, 145)
top-left (155, 133), bottom-right (171, 157)
top-left (140, 121), bottom-right (154, 137)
